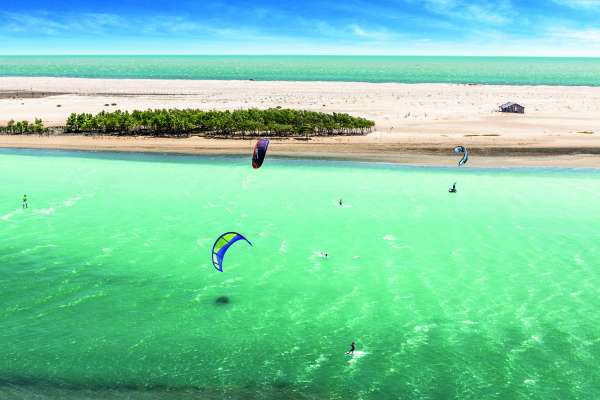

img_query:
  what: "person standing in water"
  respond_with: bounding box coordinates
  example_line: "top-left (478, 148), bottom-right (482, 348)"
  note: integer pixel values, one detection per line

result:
top-left (339, 199), bottom-right (343, 206)
top-left (345, 341), bottom-right (356, 355)
top-left (22, 194), bottom-right (28, 209)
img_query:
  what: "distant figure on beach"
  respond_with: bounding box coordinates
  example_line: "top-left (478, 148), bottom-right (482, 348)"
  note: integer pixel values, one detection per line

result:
top-left (448, 183), bottom-right (457, 193)
top-left (345, 341), bottom-right (356, 355)
top-left (22, 194), bottom-right (28, 209)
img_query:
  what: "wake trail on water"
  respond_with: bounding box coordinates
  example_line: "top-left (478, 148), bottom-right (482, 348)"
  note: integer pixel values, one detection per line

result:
top-left (0, 209), bottom-right (23, 221)
top-left (346, 351), bottom-right (368, 365)
top-left (33, 194), bottom-right (86, 216)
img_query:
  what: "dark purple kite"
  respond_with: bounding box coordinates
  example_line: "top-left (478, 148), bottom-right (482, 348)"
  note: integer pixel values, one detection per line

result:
top-left (252, 138), bottom-right (270, 169)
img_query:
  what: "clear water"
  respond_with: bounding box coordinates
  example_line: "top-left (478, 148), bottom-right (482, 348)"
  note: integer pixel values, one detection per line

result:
top-left (1, 56), bottom-right (600, 86)
top-left (1, 149), bottom-right (600, 399)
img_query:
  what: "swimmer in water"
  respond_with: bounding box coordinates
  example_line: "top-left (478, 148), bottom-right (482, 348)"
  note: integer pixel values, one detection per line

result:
top-left (345, 341), bottom-right (356, 355)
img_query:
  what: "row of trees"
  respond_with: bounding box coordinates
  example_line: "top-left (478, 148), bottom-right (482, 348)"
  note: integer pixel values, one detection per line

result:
top-left (64, 108), bottom-right (375, 137)
top-left (0, 119), bottom-right (47, 134)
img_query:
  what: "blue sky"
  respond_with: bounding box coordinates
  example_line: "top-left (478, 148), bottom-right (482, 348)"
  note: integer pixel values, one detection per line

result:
top-left (1, 0), bottom-right (600, 55)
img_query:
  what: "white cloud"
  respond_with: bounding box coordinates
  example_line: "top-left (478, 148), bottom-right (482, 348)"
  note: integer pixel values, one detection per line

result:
top-left (552, 0), bottom-right (600, 9)
top-left (351, 24), bottom-right (369, 37)
top-left (0, 12), bottom-right (130, 36)
top-left (418, 0), bottom-right (512, 25)
top-left (2, 12), bottom-right (65, 35)
top-left (348, 24), bottom-right (396, 40)
top-left (0, 11), bottom-right (268, 41)
top-left (549, 27), bottom-right (600, 42)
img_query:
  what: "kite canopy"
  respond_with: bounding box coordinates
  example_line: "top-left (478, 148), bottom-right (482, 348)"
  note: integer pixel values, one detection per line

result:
top-left (252, 138), bottom-right (270, 169)
top-left (211, 232), bottom-right (252, 272)
top-left (453, 146), bottom-right (469, 167)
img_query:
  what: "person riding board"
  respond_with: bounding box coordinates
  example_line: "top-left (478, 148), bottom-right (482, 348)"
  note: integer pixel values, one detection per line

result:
top-left (448, 183), bottom-right (457, 193)
top-left (345, 341), bottom-right (356, 355)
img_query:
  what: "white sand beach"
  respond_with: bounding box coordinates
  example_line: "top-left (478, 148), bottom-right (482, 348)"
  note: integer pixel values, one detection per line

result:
top-left (1, 77), bottom-right (599, 167)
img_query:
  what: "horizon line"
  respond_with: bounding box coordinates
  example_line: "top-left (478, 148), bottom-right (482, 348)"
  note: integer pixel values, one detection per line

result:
top-left (1, 54), bottom-right (600, 58)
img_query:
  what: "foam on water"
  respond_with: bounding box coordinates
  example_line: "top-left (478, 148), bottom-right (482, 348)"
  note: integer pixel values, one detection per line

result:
top-left (347, 351), bottom-right (368, 366)
top-left (62, 195), bottom-right (82, 207)
top-left (33, 207), bottom-right (55, 216)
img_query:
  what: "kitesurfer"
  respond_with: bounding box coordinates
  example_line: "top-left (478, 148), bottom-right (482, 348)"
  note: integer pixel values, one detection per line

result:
top-left (345, 341), bottom-right (356, 355)
top-left (449, 183), bottom-right (457, 193)
top-left (22, 194), bottom-right (28, 209)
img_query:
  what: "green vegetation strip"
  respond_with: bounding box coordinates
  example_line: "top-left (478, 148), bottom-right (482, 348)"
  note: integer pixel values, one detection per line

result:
top-left (1, 109), bottom-right (375, 137)
top-left (62, 108), bottom-right (374, 137)
top-left (0, 119), bottom-right (48, 134)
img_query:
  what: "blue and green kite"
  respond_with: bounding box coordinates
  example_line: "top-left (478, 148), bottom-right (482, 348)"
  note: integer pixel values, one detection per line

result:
top-left (211, 232), bottom-right (252, 272)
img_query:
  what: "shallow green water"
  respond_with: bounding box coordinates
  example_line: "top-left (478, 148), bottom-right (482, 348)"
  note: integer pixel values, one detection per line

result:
top-left (1, 149), bottom-right (600, 399)
top-left (2, 56), bottom-right (600, 86)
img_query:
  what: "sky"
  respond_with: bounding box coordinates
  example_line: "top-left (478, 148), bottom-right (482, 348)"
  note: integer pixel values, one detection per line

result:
top-left (1, 0), bottom-right (600, 56)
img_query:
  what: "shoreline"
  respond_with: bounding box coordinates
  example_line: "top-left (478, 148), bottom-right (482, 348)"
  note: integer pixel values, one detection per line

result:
top-left (3, 75), bottom-right (600, 89)
top-left (1, 135), bottom-right (599, 168)
top-left (2, 75), bottom-right (600, 89)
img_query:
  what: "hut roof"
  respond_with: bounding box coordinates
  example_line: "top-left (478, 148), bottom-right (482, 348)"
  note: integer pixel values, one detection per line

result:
top-left (500, 102), bottom-right (523, 108)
